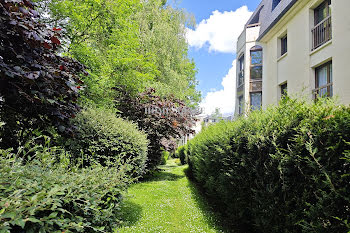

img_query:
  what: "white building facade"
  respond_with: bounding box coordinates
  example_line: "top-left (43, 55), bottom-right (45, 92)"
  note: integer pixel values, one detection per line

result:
top-left (235, 0), bottom-right (350, 115)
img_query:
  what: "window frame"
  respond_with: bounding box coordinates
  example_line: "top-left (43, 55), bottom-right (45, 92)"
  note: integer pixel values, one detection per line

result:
top-left (250, 46), bottom-right (263, 81)
top-left (238, 95), bottom-right (244, 115)
top-left (250, 92), bottom-right (262, 111)
top-left (272, 0), bottom-right (281, 11)
top-left (314, 0), bottom-right (331, 26)
top-left (280, 82), bottom-right (288, 97)
top-left (280, 35), bottom-right (288, 56)
top-left (238, 54), bottom-right (245, 87)
top-left (314, 61), bottom-right (333, 99)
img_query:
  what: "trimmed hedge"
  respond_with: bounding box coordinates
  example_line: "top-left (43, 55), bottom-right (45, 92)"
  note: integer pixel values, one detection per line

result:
top-left (187, 98), bottom-right (350, 233)
top-left (176, 145), bottom-right (188, 165)
top-left (65, 107), bottom-right (149, 177)
top-left (160, 150), bottom-right (170, 165)
top-left (0, 145), bottom-right (130, 232)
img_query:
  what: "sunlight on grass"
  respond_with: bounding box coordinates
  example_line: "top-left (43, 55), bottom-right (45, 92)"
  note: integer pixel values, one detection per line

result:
top-left (114, 159), bottom-right (226, 233)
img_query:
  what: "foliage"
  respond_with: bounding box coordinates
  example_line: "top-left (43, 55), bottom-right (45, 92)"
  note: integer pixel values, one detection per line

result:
top-left (176, 145), bottom-right (188, 165)
top-left (64, 106), bottom-right (149, 177)
top-left (135, 0), bottom-right (200, 104)
top-left (39, 0), bottom-right (200, 107)
top-left (115, 87), bottom-right (196, 170)
top-left (187, 97), bottom-right (350, 233)
top-left (160, 150), bottom-right (170, 165)
top-left (0, 0), bottom-right (86, 149)
top-left (0, 140), bottom-right (130, 232)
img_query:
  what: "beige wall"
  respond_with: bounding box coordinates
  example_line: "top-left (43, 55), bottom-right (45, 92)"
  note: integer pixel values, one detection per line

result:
top-left (260, 0), bottom-right (350, 108)
top-left (332, 0), bottom-right (350, 104)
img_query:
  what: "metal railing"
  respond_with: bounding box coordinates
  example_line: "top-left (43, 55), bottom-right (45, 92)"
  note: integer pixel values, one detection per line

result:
top-left (312, 16), bottom-right (332, 50)
top-left (312, 82), bottom-right (333, 99)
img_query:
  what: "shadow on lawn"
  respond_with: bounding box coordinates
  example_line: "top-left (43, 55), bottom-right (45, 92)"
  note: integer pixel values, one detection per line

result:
top-left (140, 164), bottom-right (185, 182)
top-left (117, 200), bottom-right (143, 227)
top-left (144, 169), bottom-right (185, 181)
top-left (184, 167), bottom-right (254, 233)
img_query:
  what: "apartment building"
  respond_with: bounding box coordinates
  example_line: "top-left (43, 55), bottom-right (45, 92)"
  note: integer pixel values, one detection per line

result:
top-left (235, 0), bottom-right (350, 115)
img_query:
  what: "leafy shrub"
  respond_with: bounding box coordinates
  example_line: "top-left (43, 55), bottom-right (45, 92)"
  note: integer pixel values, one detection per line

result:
top-left (176, 145), bottom-right (187, 165)
top-left (0, 143), bottom-right (130, 232)
top-left (0, 0), bottom-right (86, 149)
top-left (65, 107), bottom-right (149, 177)
top-left (160, 150), bottom-right (170, 165)
top-left (187, 98), bottom-right (350, 233)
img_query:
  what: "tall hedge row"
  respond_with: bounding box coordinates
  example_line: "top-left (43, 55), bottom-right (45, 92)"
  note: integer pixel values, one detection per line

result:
top-left (187, 98), bottom-right (350, 233)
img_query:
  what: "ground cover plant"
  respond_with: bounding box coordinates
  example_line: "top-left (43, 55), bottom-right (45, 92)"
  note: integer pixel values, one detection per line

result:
top-left (187, 97), bottom-right (350, 233)
top-left (0, 139), bottom-right (132, 232)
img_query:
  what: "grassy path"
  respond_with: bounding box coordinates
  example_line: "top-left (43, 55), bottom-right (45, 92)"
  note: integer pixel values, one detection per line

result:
top-left (114, 159), bottom-right (227, 233)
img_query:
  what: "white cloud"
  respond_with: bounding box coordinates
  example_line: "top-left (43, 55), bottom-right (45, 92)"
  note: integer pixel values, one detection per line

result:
top-left (201, 60), bottom-right (236, 115)
top-left (186, 6), bottom-right (253, 53)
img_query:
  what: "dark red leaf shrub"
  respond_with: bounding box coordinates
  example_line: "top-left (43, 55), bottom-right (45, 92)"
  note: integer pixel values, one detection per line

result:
top-left (0, 0), bottom-right (86, 148)
top-left (115, 87), bottom-right (197, 170)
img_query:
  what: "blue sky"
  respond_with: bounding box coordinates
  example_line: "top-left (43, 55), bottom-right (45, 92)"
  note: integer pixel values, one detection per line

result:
top-left (173, 0), bottom-right (261, 114)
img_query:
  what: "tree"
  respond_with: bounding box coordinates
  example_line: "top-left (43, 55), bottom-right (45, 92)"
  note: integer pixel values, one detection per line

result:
top-left (115, 87), bottom-right (196, 170)
top-left (38, 0), bottom-right (200, 107)
top-left (212, 108), bottom-right (223, 121)
top-left (0, 0), bottom-right (86, 148)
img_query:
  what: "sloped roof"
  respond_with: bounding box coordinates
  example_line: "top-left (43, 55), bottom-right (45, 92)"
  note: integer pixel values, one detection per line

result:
top-left (245, 0), bottom-right (299, 41)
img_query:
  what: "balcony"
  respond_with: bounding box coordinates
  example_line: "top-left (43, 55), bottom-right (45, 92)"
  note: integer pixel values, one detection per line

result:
top-left (312, 16), bottom-right (332, 50)
top-left (250, 79), bottom-right (262, 92)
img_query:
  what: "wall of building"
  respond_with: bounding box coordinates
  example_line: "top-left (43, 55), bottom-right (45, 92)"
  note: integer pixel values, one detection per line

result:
top-left (235, 26), bottom-right (261, 115)
top-left (260, 0), bottom-right (350, 108)
top-left (332, 0), bottom-right (350, 104)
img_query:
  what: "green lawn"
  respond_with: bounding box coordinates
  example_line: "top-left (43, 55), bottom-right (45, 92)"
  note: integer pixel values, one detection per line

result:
top-left (114, 159), bottom-right (228, 233)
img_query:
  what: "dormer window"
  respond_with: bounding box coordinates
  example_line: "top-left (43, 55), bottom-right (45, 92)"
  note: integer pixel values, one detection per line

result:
top-left (272, 0), bottom-right (281, 11)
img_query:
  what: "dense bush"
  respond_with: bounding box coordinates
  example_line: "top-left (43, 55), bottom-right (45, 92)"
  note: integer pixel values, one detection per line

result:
top-left (0, 142), bottom-right (130, 232)
top-left (176, 145), bottom-right (188, 165)
top-left (160, 150), bottom-right (170, 165)
top-left (0, 0), bottom-right (86, 148)
top-left (187, 98), bottom-right (350, 233)
top-left (64, 107), bottom-right (149, 177)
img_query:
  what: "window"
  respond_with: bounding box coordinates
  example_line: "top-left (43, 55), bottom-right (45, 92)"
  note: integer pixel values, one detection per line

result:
top-left (238, 55), bottom-right (244, 87)
top-left (250, 46), bottom-right (263, 80)
top-left (272, 0), bottom-right (281, 11)
top-left (314, 61), bottom-right (332, 98)
top-left (250, 92), bottom-right (262, 110)
top-left (312, 0), bottom-right (332, 50)
top-left (251, 49), bottom-right (262, 65)
top-left (314, 0), bottom-right (331, 25)
top-left (280, 82), bottom-right (287, 97)
top-left (238, 96), bottom-right (244, 115)
top-left (280, 35), bottom-right (287, 56)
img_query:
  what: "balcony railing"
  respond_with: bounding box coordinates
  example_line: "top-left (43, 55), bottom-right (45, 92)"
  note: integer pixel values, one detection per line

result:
top-left (249, 79), bottom-right (262, 92)
top-left (312, 82), bottom-right (333, 99)
top-left (312, 16), bottom-right (332, 50)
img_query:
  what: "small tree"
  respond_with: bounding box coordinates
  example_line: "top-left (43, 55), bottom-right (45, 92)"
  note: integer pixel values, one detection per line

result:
top-left (115, 87), bottom-right (196, 170)
top-left (0, 0), bottom-right (86, 148)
